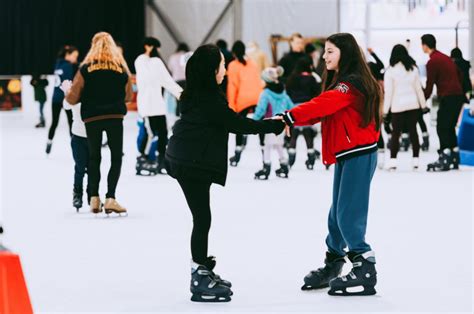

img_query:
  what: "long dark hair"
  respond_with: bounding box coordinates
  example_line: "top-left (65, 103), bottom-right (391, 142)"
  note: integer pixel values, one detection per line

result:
top-left (57, 45), bottom-right (78, 59)
top-left (232, 40), bottom-right (246, 65)
top-left (286, 57), bottom-right (313, 89)
top-left (176, 42), bottom-right (190, 53)
top-left (389, 44), bottom-right (416, 71)
top-left (450, 47), bottom-right (463, 59)
top-left (143, 37), bottom-right (162, 59)
top-left (321, 33), bottom-right (382, 130)
top-left (180, 44), bottom-right (223, 106)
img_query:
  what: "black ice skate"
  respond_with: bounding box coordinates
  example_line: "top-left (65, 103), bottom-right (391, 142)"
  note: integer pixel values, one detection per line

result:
top-left (156, 155), bottom-right (167, 174)
top-left (275, 162), bottom-right (289, 178)
top-left (421, 132), bottom-right (429, 151)
top-left (451, 147), bottom-right (460, 170)
top-left (328, 251), bottom-right (377, 296)
top-left (427, 149), bottom-right (451, 172)
top-left (254, 163), bottom-right (271, 180)
top-left (35, 119), bottom-right (45, 128)
top-left (229, 147), bottom-right (242, 167)
top-left (301, 251), bottom-right (346, 291)
top-left (288, 149), bottom-right (296, 167)
top-left (190, 262), bottom-right (232, 302)
top-left (136, 157), bottom-right (158, 176)
top-left (400, 134), bottom-right (410, 152)
top-left (305, 149), bottom-right (319, 170)
top-left (45, 140), bottom-right (52, 155)
top-left (72, 187), bottom-right (83, 212)
top-left (204, 256), bottom-right (232, 288)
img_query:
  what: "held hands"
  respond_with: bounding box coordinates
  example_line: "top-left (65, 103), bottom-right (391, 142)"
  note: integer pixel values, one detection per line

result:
top-left (263, 116), bottom-right (286, 135)
top-left (271, 115), bottom-right (291, 136)
top-left (60, 80), bottom-right (72, 94)
top-left (421, 107), bottom-right (430, 115)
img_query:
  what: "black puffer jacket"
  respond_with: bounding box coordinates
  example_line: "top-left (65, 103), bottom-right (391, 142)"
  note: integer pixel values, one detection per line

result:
top-left (165, 92), bottom-right (283, 185)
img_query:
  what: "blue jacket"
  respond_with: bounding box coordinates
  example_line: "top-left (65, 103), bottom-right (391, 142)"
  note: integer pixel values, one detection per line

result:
top-left (52, 59), bottom-right (74, 103)
top-left (253, 88), bottom-right (294, 120)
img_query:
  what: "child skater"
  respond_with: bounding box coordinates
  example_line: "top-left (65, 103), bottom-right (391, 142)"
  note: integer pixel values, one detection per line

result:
top-left (253, 66), bottom-right (294, 179)
top-left (61, 80), bottom-right (88, 211)
top-left (279, 33), bottom-right (382, 296)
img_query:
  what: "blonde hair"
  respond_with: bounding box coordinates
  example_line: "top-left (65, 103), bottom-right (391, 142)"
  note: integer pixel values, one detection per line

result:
top-left (81, 32), bottom-right (130, 74)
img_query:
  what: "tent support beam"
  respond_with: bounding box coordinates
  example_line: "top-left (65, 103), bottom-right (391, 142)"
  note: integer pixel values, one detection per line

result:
top-left (147, 0), bottom-right (182, 44)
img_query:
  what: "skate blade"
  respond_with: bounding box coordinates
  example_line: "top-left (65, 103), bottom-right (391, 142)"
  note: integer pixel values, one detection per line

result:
top-left (191, 293), bottom-right (231, 302)
top-left (301, 283), bottom-right (329, 291)
top-left (136, 171), bottom-right (158, 176)
top-left (104, 211), bottom-right (128, 218)
top-left (328, 285), bottom-right (376, 296)
top-left (254, 176), bottom-right (269, 180)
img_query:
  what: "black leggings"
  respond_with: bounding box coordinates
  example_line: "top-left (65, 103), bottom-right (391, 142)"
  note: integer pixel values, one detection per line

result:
top-left (235, 106), bottom-right (256, 146)
top-left (48, 101), bottom-right (73, 140)
top-left (178, 178), bottom-right (212, 265)
top-left (391, 109), bottom-right (420, 158)
top-left (145, 115), bottom-right (168, 158)
top-left (85, 119), bottom-right (123, 199)
top-left (402, 111), bottom-right (427, 133)
top-left (289, 127), bottom-right (316, 149)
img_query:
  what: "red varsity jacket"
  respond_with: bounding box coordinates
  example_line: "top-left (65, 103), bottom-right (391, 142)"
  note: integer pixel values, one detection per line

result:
top-left (283, 78), bottom-right (380, 165)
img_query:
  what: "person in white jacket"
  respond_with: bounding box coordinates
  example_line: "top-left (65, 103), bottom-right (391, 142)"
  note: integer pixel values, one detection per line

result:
top-left (135, 37), bottom-right (183, 174)
top-left (61, 80), bottom-right (88, 211)
top-left (383, 44), bottom-right (428, 170)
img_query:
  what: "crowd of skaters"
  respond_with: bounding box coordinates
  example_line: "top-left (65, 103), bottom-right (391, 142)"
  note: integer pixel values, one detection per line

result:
top-left (22, 28), bottom-right (473, 303)
top-left (28, 31), bottom-right (472, 214)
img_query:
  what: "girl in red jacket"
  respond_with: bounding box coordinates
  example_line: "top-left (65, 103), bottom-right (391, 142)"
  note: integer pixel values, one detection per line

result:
top-left (279, 33), bottom-right (382, 296)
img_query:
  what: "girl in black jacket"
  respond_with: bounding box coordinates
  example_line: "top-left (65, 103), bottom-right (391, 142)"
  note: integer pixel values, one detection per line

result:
top-left (165, 44), bottom-right (284, 302)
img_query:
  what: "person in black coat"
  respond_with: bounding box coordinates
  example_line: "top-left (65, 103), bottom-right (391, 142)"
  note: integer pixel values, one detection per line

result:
top-left (451, 47), bottom-right (472, 102)
top-left (165, 44), bottom-right (284, 302)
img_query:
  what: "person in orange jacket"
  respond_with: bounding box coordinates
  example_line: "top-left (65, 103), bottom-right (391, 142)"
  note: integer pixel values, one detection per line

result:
top-left (278, 33), bottom-right (382, 296)
top-left (227, 40), bottom-right (264, 166)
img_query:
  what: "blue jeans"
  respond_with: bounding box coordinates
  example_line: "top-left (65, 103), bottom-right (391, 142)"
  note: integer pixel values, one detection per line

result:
top-left (326, 151), bottom-right (377, 256)
top-left (71, 135), bottom-right (89, 191)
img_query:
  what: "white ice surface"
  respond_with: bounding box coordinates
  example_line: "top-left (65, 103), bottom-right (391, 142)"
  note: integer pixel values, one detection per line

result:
top-left (0, 105), bottom-right (472, 313)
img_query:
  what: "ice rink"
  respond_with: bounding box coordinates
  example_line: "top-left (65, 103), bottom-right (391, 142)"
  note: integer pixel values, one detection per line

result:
top-left (0, 103), bottom-right (472, 313)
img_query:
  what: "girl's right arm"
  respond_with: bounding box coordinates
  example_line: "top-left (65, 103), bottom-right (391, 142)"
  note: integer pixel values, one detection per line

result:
top-left (282, 83), bottom-right (357, 127)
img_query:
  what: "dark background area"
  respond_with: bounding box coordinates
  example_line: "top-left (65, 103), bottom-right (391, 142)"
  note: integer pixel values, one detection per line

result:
top-left (0, 0), bottom-right (145, 75)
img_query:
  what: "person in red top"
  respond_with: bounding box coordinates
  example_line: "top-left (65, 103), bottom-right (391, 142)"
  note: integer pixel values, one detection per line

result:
top-left (421, 34), bottom-right (464, 171)
top-left (279, 33), bottom-right (382, 296)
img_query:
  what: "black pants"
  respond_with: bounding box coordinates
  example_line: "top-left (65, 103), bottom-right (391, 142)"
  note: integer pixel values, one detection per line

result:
top-left (437, 95), bottom-right (464, 150)
top-left (48, 101), bottom-right (73, 140)
top-left (145, 115), bottom-right (168, 159)
top-left (71, 135), bottom-right (89, 191)
top-left (85, 119), bottom-right (123, 199)
top-left (178, 178), bottom-right (212, 265)
top-left (289, 127), bottom-right (316, 149)
top-left (402, 111), bottom-right (427, 133)
top-left (391, 109), bottom-right (420, 158)
top-left (235, 106), bottom-right (256, 146)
